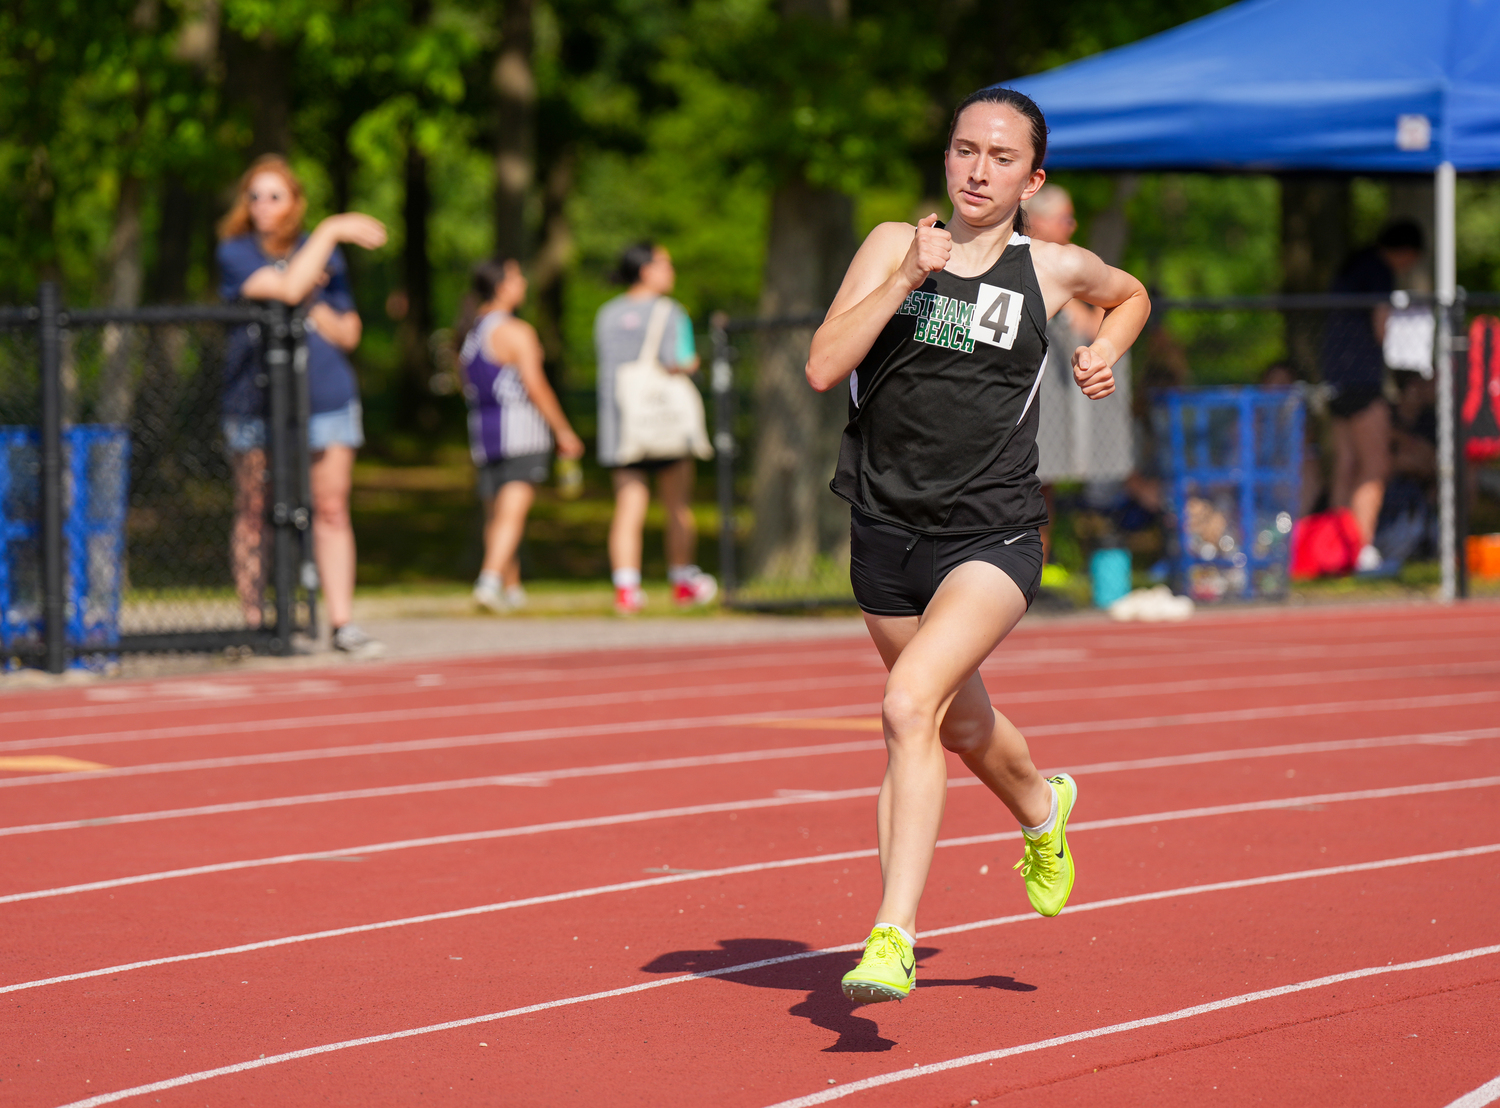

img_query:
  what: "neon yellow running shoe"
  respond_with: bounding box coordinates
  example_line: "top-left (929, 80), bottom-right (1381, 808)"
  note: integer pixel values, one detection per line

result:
top-left (1014, 773), bottom-right (1078, 917)
top-left (841, 926), bottom-right (915, 1004)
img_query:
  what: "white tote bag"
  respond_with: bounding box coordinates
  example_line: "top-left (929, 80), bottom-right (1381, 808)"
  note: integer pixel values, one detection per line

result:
top-left (614, 298), bottom-right (713, 465)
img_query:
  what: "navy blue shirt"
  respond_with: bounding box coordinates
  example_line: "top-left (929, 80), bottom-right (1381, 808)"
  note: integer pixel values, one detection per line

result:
top-left (217, 234), bottom-right (360, 416)
top-left (1321, 248), bottom-right (1394, 392)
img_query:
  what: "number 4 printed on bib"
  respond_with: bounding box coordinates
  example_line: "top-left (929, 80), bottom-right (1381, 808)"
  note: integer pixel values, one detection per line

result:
top-left (970, 283), bottom-right (1024, 350)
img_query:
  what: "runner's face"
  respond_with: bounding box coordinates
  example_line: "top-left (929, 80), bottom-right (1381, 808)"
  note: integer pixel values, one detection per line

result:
top-left (945, 104), bottom-right (1045, 228)
top-left (247, 171), bottom-right (295, 236)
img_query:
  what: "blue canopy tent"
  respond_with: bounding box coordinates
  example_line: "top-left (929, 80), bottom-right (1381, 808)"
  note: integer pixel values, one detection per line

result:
top-left (1005, 0), bottom-right (1500, 600)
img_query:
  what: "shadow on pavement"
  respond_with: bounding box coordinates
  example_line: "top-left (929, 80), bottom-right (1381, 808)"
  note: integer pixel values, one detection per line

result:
top-left (642, 937), bottom-right (1036, 1053)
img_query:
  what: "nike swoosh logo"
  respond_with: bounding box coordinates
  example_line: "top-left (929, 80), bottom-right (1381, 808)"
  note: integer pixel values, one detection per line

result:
top-left (1003, 533), bottom-right (1025, 545)
top-left (900, 958), bottom-right (915, 980)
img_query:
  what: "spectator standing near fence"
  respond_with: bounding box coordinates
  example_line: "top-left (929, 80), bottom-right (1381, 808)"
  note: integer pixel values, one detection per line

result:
top-left (1320, 219), bottom-right (1424, 572)
top-left (457, 260), bottom-right (584, 612)
top-left (806, 88), bottom-right (1149, 1005)
top-left (1025, 183), bottom-right (1136, 569)
top-left (216, 154), bottom-right (387, 657)
top-left (594, 242), bottom-right (717, 614)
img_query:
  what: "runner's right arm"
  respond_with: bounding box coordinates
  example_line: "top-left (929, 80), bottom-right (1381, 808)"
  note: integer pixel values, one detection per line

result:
top-left (806, 216), bottom-right (951, 392)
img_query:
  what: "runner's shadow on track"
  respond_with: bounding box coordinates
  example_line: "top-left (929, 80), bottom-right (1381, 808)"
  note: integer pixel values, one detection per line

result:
top-left (641, 938), bottom-right (1036, 1054)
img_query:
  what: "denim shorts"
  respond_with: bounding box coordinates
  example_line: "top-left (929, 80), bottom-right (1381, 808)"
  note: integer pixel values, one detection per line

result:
top-left (222, 401), bottom-right (365, 455)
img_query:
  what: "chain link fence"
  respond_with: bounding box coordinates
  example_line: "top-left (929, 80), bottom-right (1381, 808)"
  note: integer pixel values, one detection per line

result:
top-left (0, 286), bottom-right (315, 671)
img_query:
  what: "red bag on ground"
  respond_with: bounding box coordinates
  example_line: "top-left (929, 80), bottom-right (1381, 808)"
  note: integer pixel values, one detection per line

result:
top-left (1289, 507), bottom-right (1364, 579)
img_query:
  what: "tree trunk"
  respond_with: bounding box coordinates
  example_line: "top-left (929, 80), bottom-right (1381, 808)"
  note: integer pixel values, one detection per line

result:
top-left (223, 27), bottom-right (292, 156)
top-left (1280, 175), bottom-right (1350, 379)
top-left (398, 132), bottom-right (437, 430)
top-left (493, 0), bottom-right (535, 261)
top-left (1088, 174), bottom-right (1139, 268)
top-left (749, 180), bottom-right (857, 580)
top-left (99, 175), bottom-right (145, 426)
top-left (531, 153), bottom-right (575, 390)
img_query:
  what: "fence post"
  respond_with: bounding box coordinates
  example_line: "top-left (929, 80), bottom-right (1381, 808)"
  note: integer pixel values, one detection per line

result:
top-left (1453, 287), bottom-right (1469, 599)
top-left (38, 282), bottom-right (66, 674)
top-left (291, 316), bottom-right (317, 631)
top-left (710, 312), bottom-right (736, 595)
top-left (265, 302), bottom-right (297, 656)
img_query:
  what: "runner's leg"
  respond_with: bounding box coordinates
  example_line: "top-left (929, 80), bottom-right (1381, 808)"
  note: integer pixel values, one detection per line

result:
top-left (862, 560), bottom-right (1050, 934)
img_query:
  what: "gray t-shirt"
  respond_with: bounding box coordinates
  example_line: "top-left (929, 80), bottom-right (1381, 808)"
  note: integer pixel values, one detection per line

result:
top-left (593, 293), bottom-right (696, 466)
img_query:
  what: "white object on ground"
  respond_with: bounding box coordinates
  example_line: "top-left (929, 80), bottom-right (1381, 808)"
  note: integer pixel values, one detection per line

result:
top-left (1108, 585), bottom-right (1194, 623)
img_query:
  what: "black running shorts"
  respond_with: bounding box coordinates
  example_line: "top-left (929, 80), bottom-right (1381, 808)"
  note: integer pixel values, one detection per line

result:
top-left (849, 508), bottom-right (1044, 617)
top-left (476, 451), bottom-right (551, 501)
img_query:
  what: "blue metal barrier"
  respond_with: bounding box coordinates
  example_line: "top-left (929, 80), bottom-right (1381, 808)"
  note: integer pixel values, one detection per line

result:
top-left (0, 425), bottom-right (130, 662)
top-left (1156, 386), bottom-right (1304, 601)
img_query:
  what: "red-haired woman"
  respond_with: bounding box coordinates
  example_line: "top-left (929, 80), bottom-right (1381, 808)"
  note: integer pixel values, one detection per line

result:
top-left (216, 154), bottom-right (387, 656)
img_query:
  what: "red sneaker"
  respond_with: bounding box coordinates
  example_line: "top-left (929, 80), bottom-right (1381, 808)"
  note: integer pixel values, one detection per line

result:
top-left (614, 585), bottom-right (646, 615)
top-left (672, 569), bottom-right (718, 607)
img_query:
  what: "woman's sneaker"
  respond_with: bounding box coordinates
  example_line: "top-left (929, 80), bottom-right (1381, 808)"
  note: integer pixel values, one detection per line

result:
top-left (1013, 773), bottom-right (1078, 917)
top-left (671, 567), bottom-right (718, 606)
top-left (614, 585), bottom-right (646, 615)
top-left (841, 926), bottom-right (915, 1004)
top-left (331, 623), bottom-right (386, 659)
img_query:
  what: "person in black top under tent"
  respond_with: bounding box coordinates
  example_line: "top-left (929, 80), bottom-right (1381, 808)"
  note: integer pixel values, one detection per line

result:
top-left (1320, 219), bottom-right (1424, 571)
top-left (807, 87), bottom-right (1149, 1005)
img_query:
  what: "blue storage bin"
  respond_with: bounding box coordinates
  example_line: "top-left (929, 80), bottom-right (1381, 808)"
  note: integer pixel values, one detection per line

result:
top-left (0, 425), bottom-right (130, 662)
top-left (1155, 387), bottom-right (1303, 602)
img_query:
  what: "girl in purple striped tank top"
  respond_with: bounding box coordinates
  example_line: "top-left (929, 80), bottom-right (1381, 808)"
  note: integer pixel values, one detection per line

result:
top-left (456, 260), bottom-right (583, 612)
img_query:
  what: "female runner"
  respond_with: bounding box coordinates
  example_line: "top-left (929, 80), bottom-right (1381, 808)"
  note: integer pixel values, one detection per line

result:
top-left (806, 87), bottom-right (1149, 1005)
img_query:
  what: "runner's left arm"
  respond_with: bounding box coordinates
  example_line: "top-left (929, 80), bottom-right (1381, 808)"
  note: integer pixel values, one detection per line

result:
top-left (1032, 241), bottom-right (1149, 400)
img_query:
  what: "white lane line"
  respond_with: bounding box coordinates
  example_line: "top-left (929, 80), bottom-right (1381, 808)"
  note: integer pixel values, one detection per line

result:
top-left (44, 882), bottom-right (1500, 1108)
top-left (0, 646), bottom-right (884, 726)
top-left (10, 840), bottom-right (1497, 1000)
top-left (7, 687), bottom-right (1497, 792)
top-left (5, 724), bottom-right (1496, 840)
top-left (0, 672), bottom-right (886, 755)
top-left (4, 635), bottom-right (1491, 751)
top-left (762, 944), bottom-right (1500, 1108)
top-left (4, 769), bottom-right (1496, 919)
top-left (0, 703), bottom-right (883, 788)
top-left (1447, 1075), bottom-right (1500, 1108)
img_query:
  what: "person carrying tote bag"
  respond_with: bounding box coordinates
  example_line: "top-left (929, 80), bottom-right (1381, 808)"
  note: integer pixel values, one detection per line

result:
top-left (595, 241), bottom-right (718, 614)
top-left (614, 297), bottom-right (713, 465)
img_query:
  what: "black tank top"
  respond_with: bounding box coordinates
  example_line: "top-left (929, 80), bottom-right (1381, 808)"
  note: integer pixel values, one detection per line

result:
top-left (830, 231), bottom-right (1051, 535)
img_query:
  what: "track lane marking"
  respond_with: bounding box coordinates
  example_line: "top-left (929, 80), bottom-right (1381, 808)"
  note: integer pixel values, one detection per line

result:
top-left (6, 688), bottom-right (1498, 791)
top-left (762, 945), bottom-right (1500, 1108)
top-left (4, 724), bottom-right (1496, 840)
top-left (6, 762), bottom-right (1498, 907)
top-left (4, 642), bottom-right (1494, 751)
top-left (1448, 1074), bottom-right (1500, 1108)
top-left (0, 672), bottom-right (888, 755)
top-left (41, 873), bottom-right (1500, 1107)
top-left (4, 768), bottom-right (1496, 933)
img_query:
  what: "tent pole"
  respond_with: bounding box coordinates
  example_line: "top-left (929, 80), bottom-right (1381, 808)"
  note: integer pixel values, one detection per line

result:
top-left (1435, 161), bottom-right (1457, 604)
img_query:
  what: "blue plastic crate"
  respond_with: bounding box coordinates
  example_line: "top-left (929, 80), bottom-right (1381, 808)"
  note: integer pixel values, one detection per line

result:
top-left (1155, 387), bottom-right (1304, 602)
top-left (0, 425), bottom-right (130, 662)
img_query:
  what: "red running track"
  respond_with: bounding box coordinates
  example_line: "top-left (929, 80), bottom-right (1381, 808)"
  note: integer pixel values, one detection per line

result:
top-left (2, 602), bottom-right (1499, 1107)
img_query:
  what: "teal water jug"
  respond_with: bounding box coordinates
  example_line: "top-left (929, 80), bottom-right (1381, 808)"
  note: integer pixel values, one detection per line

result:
top-left (1090, 548), bottom-right (1132, 609)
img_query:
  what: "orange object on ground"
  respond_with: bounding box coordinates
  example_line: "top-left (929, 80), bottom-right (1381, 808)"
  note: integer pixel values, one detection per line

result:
top-left (1467, 533), bottom-right (1500, 579)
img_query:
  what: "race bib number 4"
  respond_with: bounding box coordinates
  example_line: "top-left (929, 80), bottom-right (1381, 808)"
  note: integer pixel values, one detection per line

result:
top-left (969, 283), bottom-right (1024, 350)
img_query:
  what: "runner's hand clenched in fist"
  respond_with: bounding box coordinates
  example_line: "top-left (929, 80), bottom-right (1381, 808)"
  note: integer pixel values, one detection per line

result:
top-left (899, 214), bottom-right (952, 290)
top-left (1072, 345), bottom-right (1116, 399)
